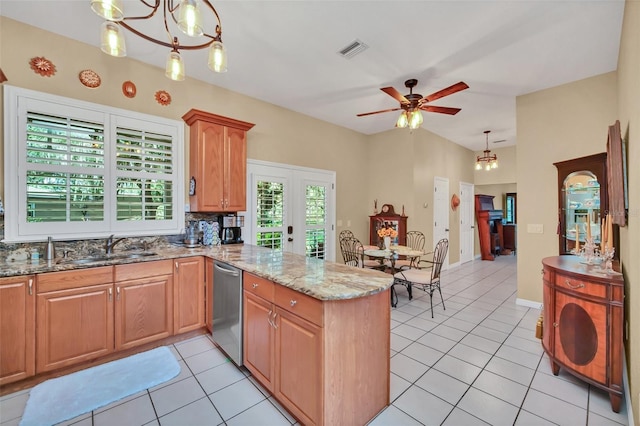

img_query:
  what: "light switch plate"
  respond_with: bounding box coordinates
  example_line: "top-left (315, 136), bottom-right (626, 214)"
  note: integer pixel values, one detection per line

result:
top-left (527, 224), bottom-right (544, 234)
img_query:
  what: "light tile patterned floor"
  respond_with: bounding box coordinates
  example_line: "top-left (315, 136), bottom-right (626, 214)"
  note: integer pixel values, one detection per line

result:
top-left (0, 255), bottom-right (630, 425)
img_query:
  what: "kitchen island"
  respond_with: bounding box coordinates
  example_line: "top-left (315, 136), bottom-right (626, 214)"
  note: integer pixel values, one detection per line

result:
top-left (0, 242), bottom-right (392, 425)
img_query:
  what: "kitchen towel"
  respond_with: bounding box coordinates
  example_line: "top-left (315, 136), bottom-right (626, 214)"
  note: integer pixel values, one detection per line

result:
top-left (19, 346), bottom-right (180, 426)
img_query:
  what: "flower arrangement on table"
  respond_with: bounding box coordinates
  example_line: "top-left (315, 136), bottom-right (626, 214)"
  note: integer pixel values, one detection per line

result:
top-left (377, 223), bottom-right (398, 250)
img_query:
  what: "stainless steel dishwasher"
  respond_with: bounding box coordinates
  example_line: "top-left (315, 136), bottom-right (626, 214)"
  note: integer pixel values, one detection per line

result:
top-left (212, 261), bottom-right (243, 366)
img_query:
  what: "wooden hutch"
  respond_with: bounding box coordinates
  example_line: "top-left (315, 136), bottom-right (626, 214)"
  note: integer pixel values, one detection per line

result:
top-left (474, 195), bottom-right (503, 260)
top-left (369, 204), bottom-right (407, 247)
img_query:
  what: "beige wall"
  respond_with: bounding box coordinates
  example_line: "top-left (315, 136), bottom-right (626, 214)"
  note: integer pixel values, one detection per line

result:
top-left (617, 0), bottom-right (639, 423)
top-left (516, 71), bottom-right (617, 302)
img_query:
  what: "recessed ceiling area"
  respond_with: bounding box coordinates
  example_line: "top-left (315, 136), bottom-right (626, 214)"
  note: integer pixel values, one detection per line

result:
top-left (0, 1), bottom-right (625, 151)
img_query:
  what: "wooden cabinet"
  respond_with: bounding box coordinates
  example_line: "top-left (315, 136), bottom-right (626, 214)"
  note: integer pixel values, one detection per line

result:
top-left (36, 267), bottom-right (114, 373)
top-left (173, 257), bottom-right (205, 334)
top-left (115, 260), bottom-right (174, 350)
top-left (182, 109), bottom-right (255, 212)
top-left (0, 275), bottom-right (35, 385)
top-left (205, 258), bottom-right (214, 333)
top-left (369, 205), bottom-right (408, 246)
top-left (474, 194), bottom-right (503, 261)
top-left (554, 153), bottom-right (608, 255)
top-left (542, 256), bottom-right (624, 412)
top-left (243, 271), bottom-right (389, 425)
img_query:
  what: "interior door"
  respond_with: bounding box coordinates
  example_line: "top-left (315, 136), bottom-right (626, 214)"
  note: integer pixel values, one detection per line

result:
top-left (460, 182), bottom-right (474, 264)
top-left (246, 161), bottom-right (335, 260)
top-left (433, 177), bottom-right (449, 269)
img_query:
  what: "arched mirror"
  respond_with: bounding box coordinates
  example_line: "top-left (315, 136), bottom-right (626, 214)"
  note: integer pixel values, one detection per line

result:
top-left (562, 171), bottom-right (601, 254)
top-left (554, 153), bottom-right (608, 255)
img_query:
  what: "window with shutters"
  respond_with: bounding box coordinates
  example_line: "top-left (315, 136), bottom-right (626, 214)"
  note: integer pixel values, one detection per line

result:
top-left (3, 86), bottom-right (184, 242)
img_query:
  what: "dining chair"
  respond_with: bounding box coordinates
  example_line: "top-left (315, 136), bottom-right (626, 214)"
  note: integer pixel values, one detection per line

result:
top-left (391, 238), bottom-right (449, 317)
top-left (339, 230), bottom-right (355, 240)
top-left (340, 237), bottom-right (383, 270)
top-left (394, 230), bottom-right (426, 270)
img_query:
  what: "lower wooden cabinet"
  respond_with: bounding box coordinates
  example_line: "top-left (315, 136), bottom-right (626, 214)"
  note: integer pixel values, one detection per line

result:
top-left (542, 256), bottom-right (624, 412)
top-left (243, 271), bottom-right (389, 425)
top-left (114, 260), bottom-right (174, 350)
top-left (173, 257), bottom-right (205, 334)
top-left (36, 267), bottom-right (114, 373)
top-left (0, 275), bottom-right (35, 385)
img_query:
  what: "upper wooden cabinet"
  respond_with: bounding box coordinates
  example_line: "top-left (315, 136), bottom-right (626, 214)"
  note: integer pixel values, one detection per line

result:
top-left (183, 109), bottom-right (255, 212)
top-left (554, 153), bottom-right (608, 255)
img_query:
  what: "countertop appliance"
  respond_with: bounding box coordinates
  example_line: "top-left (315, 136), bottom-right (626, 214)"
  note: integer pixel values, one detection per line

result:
top-left (219, 215), bottom-right (244, 244)
top-left (212, 261), bottom-right (243, 366)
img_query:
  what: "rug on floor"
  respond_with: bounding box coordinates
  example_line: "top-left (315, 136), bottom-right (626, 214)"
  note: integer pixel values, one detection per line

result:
top-left (20, 346), bottom-right (180, 426)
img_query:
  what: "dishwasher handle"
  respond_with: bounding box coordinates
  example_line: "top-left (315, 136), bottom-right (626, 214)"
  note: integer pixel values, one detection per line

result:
top-left (214, 263), bottom-right (240, 277)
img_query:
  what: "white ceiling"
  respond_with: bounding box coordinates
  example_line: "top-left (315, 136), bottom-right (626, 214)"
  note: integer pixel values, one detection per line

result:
top-left (0, 0), bottom-right (625, 151)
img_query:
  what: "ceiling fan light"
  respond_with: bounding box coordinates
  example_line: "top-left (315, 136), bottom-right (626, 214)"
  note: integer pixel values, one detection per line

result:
top-left (100, 21), bottom-right (126, 57)
top-left (177, 0), bottom-right (204, 37)
top-left (91, 0), bottom-right (124, 21)
top-left (208, 40), bottom-right (227, 73)
top-left (409, 110), bottom-right (423, 129)
top-left (395, 111), bottom-right (408, 128)
top-left (165, 50), bottom-right (185, 81)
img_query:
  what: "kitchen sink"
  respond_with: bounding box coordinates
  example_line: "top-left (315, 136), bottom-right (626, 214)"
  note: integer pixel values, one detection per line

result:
top-left (60, 252), bottom-right (158, 264)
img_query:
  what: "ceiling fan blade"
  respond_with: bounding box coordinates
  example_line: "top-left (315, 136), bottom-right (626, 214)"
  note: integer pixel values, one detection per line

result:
top-left (357, 107), bottom-right (402, 117)
top-left (424, 82), bottom-right (469, 102)
top-left (381, 87), bottom-right (409, 104)
top-left (421, 105), bottom-right (462, 115)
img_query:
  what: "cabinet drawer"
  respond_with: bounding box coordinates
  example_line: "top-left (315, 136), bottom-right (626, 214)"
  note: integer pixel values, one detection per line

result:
top-left (275, 285), bottom-right (323, 327)
top-left (37, 266), bottom-right (113, 293)
top-left (555, 274), bottom-right (607, 298)
top-left (115, 260), bottom-right (173, 282)
top-left (243, 272), bottom-right (275, 301)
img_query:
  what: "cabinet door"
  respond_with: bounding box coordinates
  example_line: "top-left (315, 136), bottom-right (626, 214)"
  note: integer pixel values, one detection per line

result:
top-left (243, 291), bottom-right (275, 392)
top-left (205, 258), bottom-right (214, 333)
top-left (174, 257), bottom-right (205, 334)
top-left (0, 276), bottom-right (35, 385)
top-left (191, 120), bottom-right (225, 212)
top-left (36, 283), bottom-right (114, 372)
top-left (553, 291), bottom-right (607, 384)
top-left (225, 126), bottom-right (247, 212)
top-left (115, 274), bottom-right (173, 350)
top-left (275, 307), bottom-right (322, 425)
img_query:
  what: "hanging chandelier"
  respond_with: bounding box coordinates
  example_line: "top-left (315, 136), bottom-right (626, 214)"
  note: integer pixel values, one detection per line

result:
top-left (90, 0), bottom-right (227, 81)
top-left (475, 130), bottom-right (498, 171)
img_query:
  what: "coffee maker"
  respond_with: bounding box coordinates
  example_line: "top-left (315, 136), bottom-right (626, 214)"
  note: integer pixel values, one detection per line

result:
top-left (219, 214), bottom-right (244, 244)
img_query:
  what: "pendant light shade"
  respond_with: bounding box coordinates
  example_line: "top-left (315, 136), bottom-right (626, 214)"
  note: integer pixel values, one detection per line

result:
top-left (178, 0), bottom-right (204, 37)
top-left (166, 50), bottom-right (185, 81)
top-left (395, 111), bottom-right (408, 128)
top-left (408, 110), bottom-right (423, 129)
top-left (475, 130), bottom-right (499, 171)
top-left (208, 40), bottom-right (227, 73)
top-left (91, 0), bottom-right (124, 21)
top-left (100, 21), bottom-right (126, 57)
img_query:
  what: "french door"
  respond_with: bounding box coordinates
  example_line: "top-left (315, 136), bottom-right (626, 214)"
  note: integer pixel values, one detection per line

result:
top-left (245, 160), bottom-right (336, 261)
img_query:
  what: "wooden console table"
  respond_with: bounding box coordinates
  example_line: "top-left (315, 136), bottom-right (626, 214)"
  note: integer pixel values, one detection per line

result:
top-left (541, 255), bottom-right (624, 412)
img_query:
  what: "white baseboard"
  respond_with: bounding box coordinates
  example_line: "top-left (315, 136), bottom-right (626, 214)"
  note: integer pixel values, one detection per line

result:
top-left (516, 298), bottom-right (543, 309)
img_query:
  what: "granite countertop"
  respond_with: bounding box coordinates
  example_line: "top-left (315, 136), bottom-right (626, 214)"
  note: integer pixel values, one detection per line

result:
top-left (0, 243), bottom-right (393, 301)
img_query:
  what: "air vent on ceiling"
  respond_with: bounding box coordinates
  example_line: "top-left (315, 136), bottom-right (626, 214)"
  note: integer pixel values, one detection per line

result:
top-left (492, 139), bottom-right (507, 144)
top-left (338, 39), bottom-right (368, 59)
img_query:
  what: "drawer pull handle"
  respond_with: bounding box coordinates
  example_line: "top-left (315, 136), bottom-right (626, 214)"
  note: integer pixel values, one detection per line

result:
top-left (290, 300), bottom-right (297, 307)
top-left (564, 279), bottom-right (585, 289)
top-left (252, 283), bottom-right (259, 289)
top-left (28, 278), bottom-right (33, 296)
top-left (267, 309), bottom-right (274, 327)
top-left (553, 322), bottom-right (559, 328)
top-left (272, 312), bottom-right (278, 329)
top-left (108, 287), bottom-right (112, 302)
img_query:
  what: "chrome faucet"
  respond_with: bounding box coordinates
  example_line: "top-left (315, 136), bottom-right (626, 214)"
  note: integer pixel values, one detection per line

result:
top-left (105, 234), bottom-right (126, 255)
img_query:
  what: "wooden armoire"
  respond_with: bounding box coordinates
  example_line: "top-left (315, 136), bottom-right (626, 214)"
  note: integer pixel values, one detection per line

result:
top-left (474, 195), bottom-right (503, 261)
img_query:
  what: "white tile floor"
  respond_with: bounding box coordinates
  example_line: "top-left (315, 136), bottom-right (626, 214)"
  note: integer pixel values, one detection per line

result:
top-left (0, 255), bottom-right (630, 426)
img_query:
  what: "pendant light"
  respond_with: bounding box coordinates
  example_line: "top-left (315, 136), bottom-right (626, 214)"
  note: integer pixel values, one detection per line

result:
top-left (475, 130), bottom-right (498, 170)
top-left (166, 47), bottom-right (185, 81)
top-left (100, 21), bottom-right (126, 57)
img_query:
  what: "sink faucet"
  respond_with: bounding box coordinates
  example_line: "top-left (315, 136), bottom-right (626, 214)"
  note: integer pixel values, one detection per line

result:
top-left (105, 235), bottom-right (126, 255)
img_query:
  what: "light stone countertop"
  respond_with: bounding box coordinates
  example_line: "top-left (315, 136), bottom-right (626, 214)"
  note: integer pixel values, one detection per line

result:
top-left (0, 243), bottom-right (393, 301)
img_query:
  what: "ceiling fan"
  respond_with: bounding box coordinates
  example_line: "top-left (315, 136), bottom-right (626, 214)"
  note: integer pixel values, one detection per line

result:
top-left (357, 79), bottom-right (469, 129)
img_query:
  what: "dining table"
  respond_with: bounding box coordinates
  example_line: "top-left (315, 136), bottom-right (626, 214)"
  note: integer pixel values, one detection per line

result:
top-left (364, 245), bottom-right (428, 306)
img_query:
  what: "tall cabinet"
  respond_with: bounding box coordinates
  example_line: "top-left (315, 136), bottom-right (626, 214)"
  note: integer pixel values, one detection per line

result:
top-left (554, 153), bottom-right (608, 255)
top-left (182, 109), bottom-right (255, 212)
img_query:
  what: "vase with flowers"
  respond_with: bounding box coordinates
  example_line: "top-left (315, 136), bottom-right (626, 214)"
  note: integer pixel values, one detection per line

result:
top-left (377, 225), bottom-right (398, 251)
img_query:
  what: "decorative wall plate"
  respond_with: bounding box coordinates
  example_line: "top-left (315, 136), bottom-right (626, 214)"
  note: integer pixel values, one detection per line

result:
top-left (29, 57), bottom-right (56, 77)
top-left (122, 81), bottom-right (136, 98)
top-left (155, 90), bottom-right (171, 106)
top-left (79, 69), bottom-right (101, 88)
